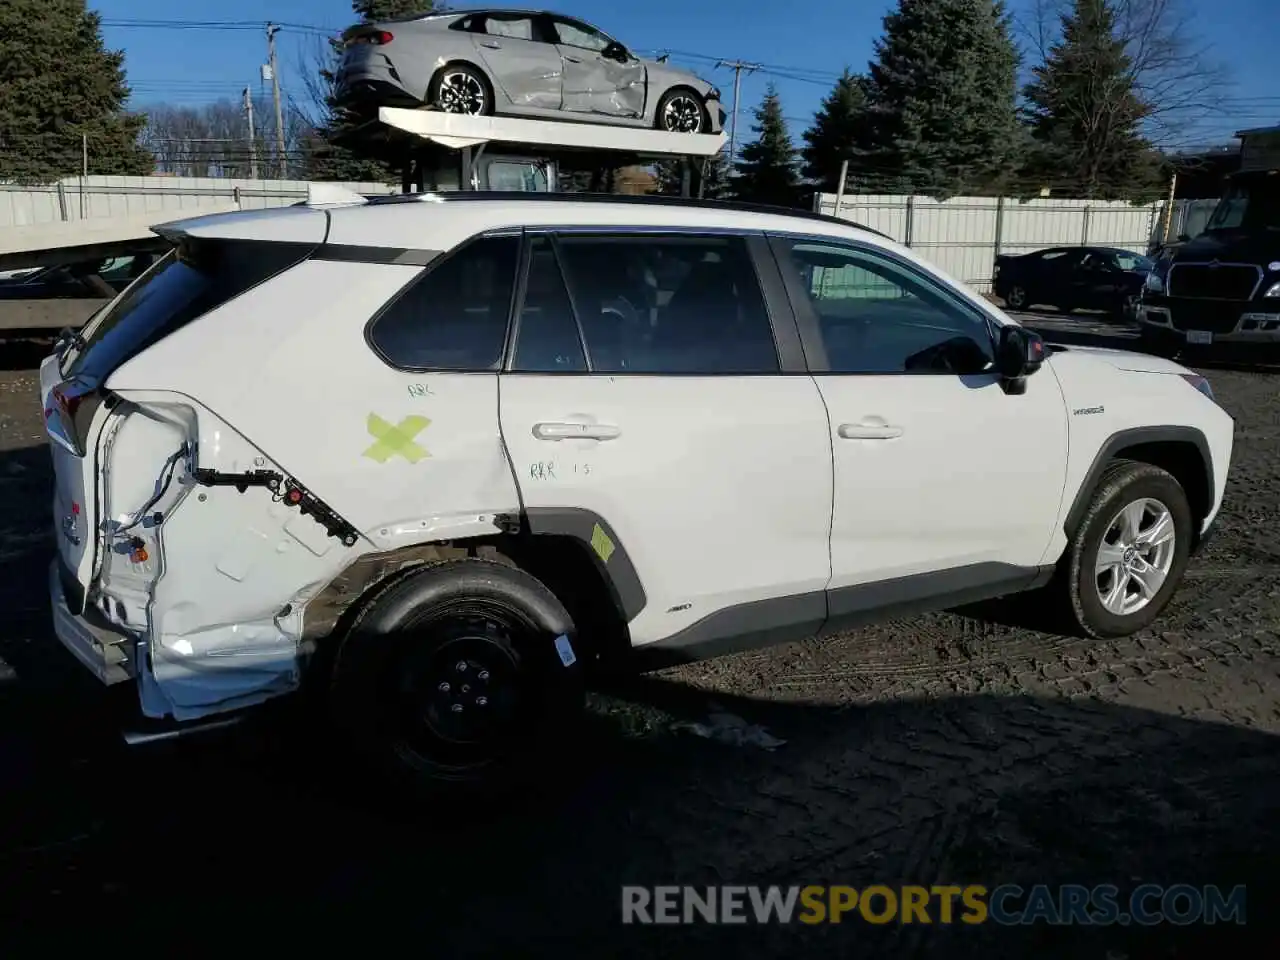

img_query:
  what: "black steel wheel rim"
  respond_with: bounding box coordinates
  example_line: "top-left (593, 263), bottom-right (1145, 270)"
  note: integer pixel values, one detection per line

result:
top-left (384, 605), bottom-right (531, 771)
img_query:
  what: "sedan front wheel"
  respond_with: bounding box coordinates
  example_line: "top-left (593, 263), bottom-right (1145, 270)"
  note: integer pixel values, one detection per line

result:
top-left (656, 89), bottom-right (706, 134)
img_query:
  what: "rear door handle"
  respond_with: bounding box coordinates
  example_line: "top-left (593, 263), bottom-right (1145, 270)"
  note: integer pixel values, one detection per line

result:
top-left (838, 422), bottom-right (903, 440)
top-left (563, 55), bottom-right (582, 63)
top-left (480, 40), bottom-right (502, 48)
top-left (533, 421), bottom-right (621, 441)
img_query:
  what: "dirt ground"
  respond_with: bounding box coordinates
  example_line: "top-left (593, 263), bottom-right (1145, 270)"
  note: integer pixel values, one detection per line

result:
top-left (0, 330), bottom-right (1276, 956)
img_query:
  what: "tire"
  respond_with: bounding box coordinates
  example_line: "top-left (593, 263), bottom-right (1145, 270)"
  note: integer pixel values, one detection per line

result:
top-left (655, 87), bottom-right (707, 133)
top-left (327, 559), bottom-right (584, 797)
top-left (1056, 460), bottom-right (1193, 639)
top-left (429, 64), bottom-right (492, 116)
top-left (1004, 285), bottom-right (1029, 310)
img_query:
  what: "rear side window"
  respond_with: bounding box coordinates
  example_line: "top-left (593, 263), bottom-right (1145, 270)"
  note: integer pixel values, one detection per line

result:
top-left (553, 233), bottom-right (779, 374)
top-left (368, 235), bottom-right (519, 371)
top-left (66, 239), bottom-right (308, 382)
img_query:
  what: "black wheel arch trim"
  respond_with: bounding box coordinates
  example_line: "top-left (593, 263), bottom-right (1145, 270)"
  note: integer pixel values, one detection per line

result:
top-left (1062, 425), bottom-right (1215, 539)
top-left (520, 508), bottom-right (647, 622)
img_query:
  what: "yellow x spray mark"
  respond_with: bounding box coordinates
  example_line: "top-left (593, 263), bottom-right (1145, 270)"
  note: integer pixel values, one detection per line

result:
top-left (363, 413), bottom-right (431, 464)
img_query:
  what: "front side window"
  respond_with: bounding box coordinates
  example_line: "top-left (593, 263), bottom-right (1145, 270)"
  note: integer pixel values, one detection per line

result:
top-left (368, 235), bottom-right (519, 370)
top-left (781, 238), bottom-right (995, 375)
top-left (554, 233), bottom-right (779, 374)
top-left (551, 18), bottom-right (611, 52)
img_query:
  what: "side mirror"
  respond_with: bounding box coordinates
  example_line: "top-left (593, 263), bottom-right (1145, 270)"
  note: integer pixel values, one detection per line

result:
top-left (603, 41), bottom-right (629, 62)
top-left (995, 325), bottom-right (1046, 395)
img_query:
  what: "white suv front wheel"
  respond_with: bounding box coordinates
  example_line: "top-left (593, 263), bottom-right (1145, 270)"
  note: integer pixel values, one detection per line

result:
top-left (1060, 459), bottom-right (1194, 638)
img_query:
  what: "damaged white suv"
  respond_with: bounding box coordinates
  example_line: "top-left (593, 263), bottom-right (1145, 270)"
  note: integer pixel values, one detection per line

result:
top-left (43, 191), bottom-right (1234, 791)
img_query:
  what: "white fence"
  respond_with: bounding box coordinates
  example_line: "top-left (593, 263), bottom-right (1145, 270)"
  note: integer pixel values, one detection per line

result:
top-left (0, 175), bottom-right (399, 229)
top-left (814, 192), bottom-right (1172, 293)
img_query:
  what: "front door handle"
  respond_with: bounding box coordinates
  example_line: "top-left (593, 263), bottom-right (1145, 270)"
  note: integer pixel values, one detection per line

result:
top-left (563, 55), bottom-right (582, 63)
top-left (533, 421), bottom-right (621, 441)
top-left (838, 422), bottom-right (904, 440)
top-left (480, 40), bottom-right (502, 49)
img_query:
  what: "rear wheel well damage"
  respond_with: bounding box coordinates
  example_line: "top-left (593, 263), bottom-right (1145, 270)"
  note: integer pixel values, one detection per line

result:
top-left (301, 531), bottom-right (633, 685)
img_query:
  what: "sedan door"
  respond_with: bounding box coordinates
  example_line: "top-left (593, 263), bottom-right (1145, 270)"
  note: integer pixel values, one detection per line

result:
top-left (499, 230), bottom-right (834, 652)
top-left (468, 12), bottom-right (562, 111)
top-left (546, 15), bottom-right (645, 118)
top-left (770, 235), bottom-right (1069, 625)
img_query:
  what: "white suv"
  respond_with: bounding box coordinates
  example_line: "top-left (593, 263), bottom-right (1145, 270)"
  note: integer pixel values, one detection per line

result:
top-left (41, 193), bottom-right (1234, 792)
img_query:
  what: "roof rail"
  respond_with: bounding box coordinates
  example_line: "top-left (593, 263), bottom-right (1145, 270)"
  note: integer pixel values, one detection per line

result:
top-left (362, 190), bottom-right (889, 239)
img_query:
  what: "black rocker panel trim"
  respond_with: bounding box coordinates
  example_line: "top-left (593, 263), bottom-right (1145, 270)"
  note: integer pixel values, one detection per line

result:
top-left (630, 561), bottom-right (1052, 672)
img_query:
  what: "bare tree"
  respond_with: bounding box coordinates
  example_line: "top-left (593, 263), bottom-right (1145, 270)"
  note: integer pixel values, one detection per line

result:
top-left (139, 95), bottom-right (312, 179)
top-left (1018, 0), bottom-right (1230, 148)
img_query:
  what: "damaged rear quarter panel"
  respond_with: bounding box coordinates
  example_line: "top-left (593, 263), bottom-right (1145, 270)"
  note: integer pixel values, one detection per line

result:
top-left (105, 258), bottom-right (523, 719)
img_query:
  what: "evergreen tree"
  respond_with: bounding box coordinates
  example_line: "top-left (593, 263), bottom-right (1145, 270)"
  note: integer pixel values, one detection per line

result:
top-left (801, 69), bottom-right (868, 191)
top-left (653, 148), bottom-right (733, 199)
top-left (860, 0), bottom-right (1021, 197)
top-left (0, 0), bottom-right (152, 184)
top-left (1022, 0), bottom-right (1162, 200)
top-left (306, 0), bottom-right (438, 181)
top-left (732, 85), bottom-right (800, 207)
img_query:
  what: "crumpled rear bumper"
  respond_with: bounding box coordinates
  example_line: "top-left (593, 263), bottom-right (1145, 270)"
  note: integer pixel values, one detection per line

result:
top-left (49, 561), bottom-right (135, 686)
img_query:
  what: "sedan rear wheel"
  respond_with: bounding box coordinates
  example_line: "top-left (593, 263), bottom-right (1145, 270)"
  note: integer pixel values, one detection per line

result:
top-left (432, 66), bottom-right (490, 116)
top-left (1004, 285), bottom-right (1029, 310)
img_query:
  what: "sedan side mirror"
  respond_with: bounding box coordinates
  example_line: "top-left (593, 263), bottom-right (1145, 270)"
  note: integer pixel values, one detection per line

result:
top-left (995, 325), bottom-right (1046, 395)
top-left (603, 41), bottom-right (629, 62)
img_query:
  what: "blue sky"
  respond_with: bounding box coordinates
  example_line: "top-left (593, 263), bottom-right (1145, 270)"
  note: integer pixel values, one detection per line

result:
top-left (99, 0), bottom-right (1278, 150)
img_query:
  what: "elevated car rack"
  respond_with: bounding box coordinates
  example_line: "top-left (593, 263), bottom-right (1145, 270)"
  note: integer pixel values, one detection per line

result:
top-left (336, 106), bottom-right (728, 197)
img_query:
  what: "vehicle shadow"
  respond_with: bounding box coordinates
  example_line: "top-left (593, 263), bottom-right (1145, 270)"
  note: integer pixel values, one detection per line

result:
top-left (0, 441), bottom-right (1274, 958)
top-left (0, 336), bottom-right (55, 372)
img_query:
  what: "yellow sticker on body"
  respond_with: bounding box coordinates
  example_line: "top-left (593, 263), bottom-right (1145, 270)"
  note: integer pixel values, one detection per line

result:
top-left (590, 522), bottom-right (615, 563)
top-left (364, 413), bottom-right (431, 463)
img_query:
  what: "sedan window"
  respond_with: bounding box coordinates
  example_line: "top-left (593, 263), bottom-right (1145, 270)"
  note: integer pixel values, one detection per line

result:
top-left (480, 14), bottom-right (536, 41)
top-left (551, 18), bottom-right (611, 52)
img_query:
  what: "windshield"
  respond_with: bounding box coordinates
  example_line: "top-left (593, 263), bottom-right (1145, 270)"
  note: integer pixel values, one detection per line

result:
top-left (1206, 180), bottom-right (1280, 232)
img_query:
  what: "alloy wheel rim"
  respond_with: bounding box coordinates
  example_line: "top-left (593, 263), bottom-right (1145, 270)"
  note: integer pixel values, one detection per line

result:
top-left (662, 95), bottom-right (702, 132)
top-left (438, 72), bottom-right (486, 115)
top-left (1007, 286), bottom-right (1027, 308)
top-left (1094, 497), bottom-right (1176, 616)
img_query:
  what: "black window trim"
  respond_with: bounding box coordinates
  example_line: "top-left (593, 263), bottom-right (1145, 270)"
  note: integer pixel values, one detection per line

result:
top-left (503, 230), bottom-right (593, 374)
top-left (362, 228), bottom-right (522, 374)
top-left (503, 227), bottom-right (807, 377)
top-left (766, 231), bottom-right (1003, 377)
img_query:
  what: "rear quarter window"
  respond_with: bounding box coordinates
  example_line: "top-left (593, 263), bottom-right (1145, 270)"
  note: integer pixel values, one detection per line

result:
top-left (65, 238), bottom-right (312, 382)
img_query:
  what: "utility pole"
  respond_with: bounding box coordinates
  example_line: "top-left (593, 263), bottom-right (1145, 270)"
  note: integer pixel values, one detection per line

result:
top-left (243, 87), bottom-right (259, 180)
top-left (266, 23), bottom-right (287, 179)
top-left (716, 58), bottom-right (759, 165)
top-left (1161, 170), bottom-right (1179, 244)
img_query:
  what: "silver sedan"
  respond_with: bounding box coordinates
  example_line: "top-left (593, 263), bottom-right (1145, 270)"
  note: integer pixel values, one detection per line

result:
top-left (336, 8), bottom-right (726, 134)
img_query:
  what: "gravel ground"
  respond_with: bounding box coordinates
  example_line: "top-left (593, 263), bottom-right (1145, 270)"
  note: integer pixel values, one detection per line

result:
top-left (0, 333), bottom-right (1276, 956)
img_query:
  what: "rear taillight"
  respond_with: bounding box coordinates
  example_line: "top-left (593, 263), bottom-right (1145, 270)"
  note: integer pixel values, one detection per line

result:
top-left (347, 30), bottom-right (393, 47)
top-left (47, 379), bottom-right (102, 457)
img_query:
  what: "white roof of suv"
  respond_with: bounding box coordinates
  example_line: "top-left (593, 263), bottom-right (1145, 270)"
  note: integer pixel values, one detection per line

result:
top-left (158, 192), bottom-right (889, 254)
